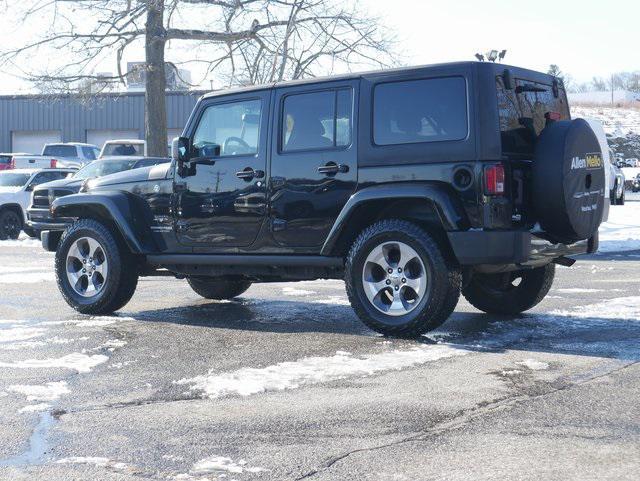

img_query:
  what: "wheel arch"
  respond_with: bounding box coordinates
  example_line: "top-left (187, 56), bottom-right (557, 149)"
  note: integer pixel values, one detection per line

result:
top-left (51, 192), bottom-right (156, 254)
top-left (321, 183), bottom-right (470, 259)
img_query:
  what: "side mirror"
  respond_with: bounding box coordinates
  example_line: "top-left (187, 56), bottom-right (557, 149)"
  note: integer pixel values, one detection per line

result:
top-left (172, 136), bottom-right (191, 163)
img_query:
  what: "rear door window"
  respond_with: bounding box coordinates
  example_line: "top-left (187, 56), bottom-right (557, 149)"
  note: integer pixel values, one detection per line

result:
top-left (373, 77), bottom-right (468, 146)
top-left (82, 147), bottom-right (98, 160)
top-left (0, 155), bottom-right (11, 165)
top-left (281, 89), bottom-right (353, 152)
top-left (496, 76), bottom-right (570, 158)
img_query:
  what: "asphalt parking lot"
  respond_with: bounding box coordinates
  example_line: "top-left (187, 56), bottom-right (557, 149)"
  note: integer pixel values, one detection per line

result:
top-left (1, 235), bottom-right (639, 480)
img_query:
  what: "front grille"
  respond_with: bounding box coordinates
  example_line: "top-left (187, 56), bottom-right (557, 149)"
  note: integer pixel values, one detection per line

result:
top-left (32, 190), bottom-right (50, 207)
top-left (32, 188), bottom-right (74, 208)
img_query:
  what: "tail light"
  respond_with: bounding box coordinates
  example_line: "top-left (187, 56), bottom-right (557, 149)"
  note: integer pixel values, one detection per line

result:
top-left (50, 158), bottom-right (57, 168)
top-left (10, 157), bottom-right (15, 169)
top-left (484, 164), bottom-right (505, 195)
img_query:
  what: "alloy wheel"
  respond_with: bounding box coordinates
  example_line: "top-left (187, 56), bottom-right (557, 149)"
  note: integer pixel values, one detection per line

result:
top-left (361, 241), bottom-right (427, 316)
top-left (65, 236), bottom-right (108, 297)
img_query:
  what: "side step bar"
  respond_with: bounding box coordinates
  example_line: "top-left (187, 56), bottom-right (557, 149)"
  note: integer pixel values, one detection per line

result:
top-left (146, 254), bottom-right (343, 268)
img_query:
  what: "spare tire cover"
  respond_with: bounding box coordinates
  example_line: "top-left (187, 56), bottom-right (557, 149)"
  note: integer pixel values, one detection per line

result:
top-left (532, 118), bottom-right (605, 244)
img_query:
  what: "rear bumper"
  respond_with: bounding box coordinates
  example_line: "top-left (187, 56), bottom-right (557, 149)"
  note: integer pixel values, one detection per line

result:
top-left (447, 230), bottom-right (597, 266)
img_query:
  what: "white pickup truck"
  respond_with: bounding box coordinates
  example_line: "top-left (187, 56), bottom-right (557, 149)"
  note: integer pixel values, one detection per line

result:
top-left (0, 168), bottom-right (75, 239)
top-left (11, 143), bottom-right (100, 170)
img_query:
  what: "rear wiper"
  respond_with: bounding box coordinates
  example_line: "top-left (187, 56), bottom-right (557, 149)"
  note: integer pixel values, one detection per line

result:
top-left (515, 84), bottom-right (547, 94)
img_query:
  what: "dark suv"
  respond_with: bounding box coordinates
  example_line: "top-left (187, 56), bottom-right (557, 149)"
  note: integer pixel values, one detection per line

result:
top-left (41, 62), bottom-right (607, 337)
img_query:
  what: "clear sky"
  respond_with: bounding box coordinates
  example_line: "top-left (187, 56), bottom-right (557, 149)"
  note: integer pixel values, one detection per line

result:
top-left (363, 0), bottom-right (639, 82)
top-left (0, 0), bottom-right (638, 93)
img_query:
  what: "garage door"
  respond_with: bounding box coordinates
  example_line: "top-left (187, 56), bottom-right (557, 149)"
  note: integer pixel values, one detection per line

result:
top-left (86, 130), bottom-right (140, 150)
top-left (12, 131), bottom-right (62, 154)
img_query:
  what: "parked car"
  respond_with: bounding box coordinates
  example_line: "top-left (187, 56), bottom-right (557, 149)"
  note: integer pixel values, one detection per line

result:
top-left (611, 165), bottom-right (626, 204)
top-left (0, 153), bottom-right (29, 171)
top-left (11, 143), bottom-right (100, 170)
top-left (0, 168), bottom-right (75, 239)
top-left (27, 156), bottom-right (170, 237)
top-left (41, 62), bottom-right (607, 337)
top-left (99, 139), bottom-right (146, 158)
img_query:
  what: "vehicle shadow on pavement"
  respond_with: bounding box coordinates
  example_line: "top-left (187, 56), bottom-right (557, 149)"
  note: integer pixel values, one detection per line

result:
top-left (131, 298), bottom-right (640, 362)
top-left (132, 297), bottom-right (373, 336)
top-left (437, 311), bottom-right (640, 362)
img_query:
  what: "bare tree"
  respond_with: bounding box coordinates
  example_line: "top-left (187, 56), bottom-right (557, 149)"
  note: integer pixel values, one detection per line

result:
top-left (0, 0), bottom-right (396, 156)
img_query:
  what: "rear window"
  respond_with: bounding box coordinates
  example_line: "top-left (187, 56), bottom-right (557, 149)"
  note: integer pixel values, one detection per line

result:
top-left (102, 143), bottom-right (144, 156)
top-left (43, 145), bottom-right (78, 157)
top-left (373, 77), bottom-right (468, 146)
top-left (496, 76), bottom-right (570, 158)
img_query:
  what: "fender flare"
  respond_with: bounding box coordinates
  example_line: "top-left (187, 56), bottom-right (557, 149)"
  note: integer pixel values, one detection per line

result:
top-left (51, 191), bottom-right (157, 254)
top-left (320, 182), bottom-right (470, 256)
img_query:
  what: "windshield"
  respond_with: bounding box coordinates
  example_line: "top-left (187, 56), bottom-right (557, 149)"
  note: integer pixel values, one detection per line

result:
top-left (73, 159), bottom-right (142, 179)
top-left (102, 143), bottom-right (143, 156)
top-left (0, 173), bottom-right (30, 187)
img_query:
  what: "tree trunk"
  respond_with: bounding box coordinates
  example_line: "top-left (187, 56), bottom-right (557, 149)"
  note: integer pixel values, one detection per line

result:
top-left (145, 0), bottom-right (168, 157)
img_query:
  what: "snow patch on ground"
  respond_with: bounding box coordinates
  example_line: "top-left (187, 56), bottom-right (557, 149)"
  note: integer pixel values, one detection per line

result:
top-left (177, 345), bottom-right (469, 399)
top-left (312, 295), bottom-right (351, 306)
top-left (599, 202), bottom-right (640, 253)
top-left (40, 316), bottom-right (133, 328)
top-left (0, 352), bottom-right (109, 373)
top-left (516, 359), bottom-right (549, 371)
top-left (0, 272), bottom-right (54, 284)
top-left (573, 107), bottom-right (640, 136)
top-left (0, 337), bottom-right (83, 351)
top-left (554, 288), bottom-right (606, 293)
top-left (18, 403), bottom-right (51, 413)
top-left (282, 287), bottom-right (316, 296)
top-left (0, 233), bottom-right (42, 247)
top-left (8, 381), bottom-right (69, 401)
top-left (189, 456), bottom-right (266, 475)
top-left (56, 457), bottom-right (132, 472)
top-left (0, 326), bottom-right (47, 342)
top-left (552, 296), bottom-right (640, 320)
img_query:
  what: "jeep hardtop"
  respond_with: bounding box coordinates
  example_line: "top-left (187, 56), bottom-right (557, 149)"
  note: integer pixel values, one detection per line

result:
top-left (42, 62), bottom-right (607, 336)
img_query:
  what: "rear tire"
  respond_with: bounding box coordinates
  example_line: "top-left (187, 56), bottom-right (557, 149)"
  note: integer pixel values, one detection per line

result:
top-left (187, 277), bottom-right (252, 300)
top-left (0, 209), bottom-right (22, 240)
top-left (55, 219), bottom-right (138, 314)
top-left (462, 264), bottom-right (555, 315)
top-left (345, 219), bottom-right (461, 337)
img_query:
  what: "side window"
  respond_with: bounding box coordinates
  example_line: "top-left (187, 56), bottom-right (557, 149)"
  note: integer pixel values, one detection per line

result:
top-left (373, 77), bottom-right (468, 146)
top-left (281, 89), bottom-right (352, 153)
top-left (193, 99), bottom-right (261, 157)
top-left (82, 147), bottom-right (97, 160)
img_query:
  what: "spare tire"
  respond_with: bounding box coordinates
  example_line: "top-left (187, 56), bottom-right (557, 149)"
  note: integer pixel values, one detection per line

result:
top-left (532, 118), bottom-right (605, 244)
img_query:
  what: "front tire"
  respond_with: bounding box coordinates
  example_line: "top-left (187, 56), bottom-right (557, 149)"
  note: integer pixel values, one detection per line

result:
top-left (0, 209), bottom-right (22, 240)
top-left (462, 264), bottom-right (555, 315)
top-left (345, 219), bottom-right (461, 337)
top-left (187, 277), bottom-right (252, 300)
top-left (55, 219), bottom-right (138, 314)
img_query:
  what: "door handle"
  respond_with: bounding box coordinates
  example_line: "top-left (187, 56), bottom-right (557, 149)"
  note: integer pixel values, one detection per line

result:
top-left (236, 168), bottom-right (265, 181)
top-left (317, 162), bottom-right (349, 175)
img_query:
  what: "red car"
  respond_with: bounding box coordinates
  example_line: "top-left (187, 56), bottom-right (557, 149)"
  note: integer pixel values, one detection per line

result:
top-left (0, 154), bottom-right (14, 171)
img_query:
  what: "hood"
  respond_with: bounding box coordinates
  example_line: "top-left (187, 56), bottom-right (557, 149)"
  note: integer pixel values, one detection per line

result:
top-left (88, 162), bottom-right (172, 190)
top-left (33, 177), bottom-right (84, 192)
top-left (0, 186), bottom-right (22, 195)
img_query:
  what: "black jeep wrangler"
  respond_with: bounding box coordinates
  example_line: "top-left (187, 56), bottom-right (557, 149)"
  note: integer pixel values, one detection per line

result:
top-left (43, 62), bottom-right (607, 337)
